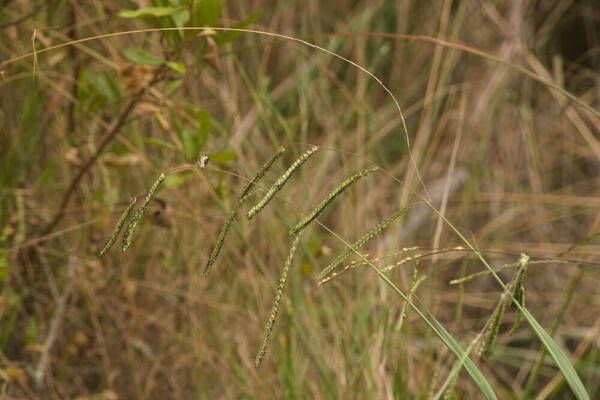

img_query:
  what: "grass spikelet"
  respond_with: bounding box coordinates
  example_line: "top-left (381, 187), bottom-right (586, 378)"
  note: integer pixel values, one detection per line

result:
top-left (479, 296), bottom-right (508, 359)
top-left (289, 167), bottom-right (378, 235)
top-left (442, 376), bottom-right (459, 400)
top-left (203, 200), bottom-right (245, 277)
top-left (512, 254), bottom-right (528, 307)
top-left (318, 205), bottom-right (414, 280)
top-left (509, 254), bottom-right (528, 334)
top-left (396, 261), bottom-right (426, 331)
top-left (318, 247), bottom-right (420, 285)
top-left (240, 147), bottom-right (286, 198)
top-left (204, 148), bottom-right (286, 277)
top-left (255, 234), bottom-right (301, 368)
top-left (122, 173), bottom-right (165, 251)
top-left (99, 196), bottom-right (137, 256)
top-left (449, 255), bottom-right (562, 286)
top-left (247, 146), bottom-right (318, 220)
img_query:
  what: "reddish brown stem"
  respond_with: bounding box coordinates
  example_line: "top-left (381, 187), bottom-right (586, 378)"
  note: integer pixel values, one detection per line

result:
top-left (41, 70), bottom-right (165, 236)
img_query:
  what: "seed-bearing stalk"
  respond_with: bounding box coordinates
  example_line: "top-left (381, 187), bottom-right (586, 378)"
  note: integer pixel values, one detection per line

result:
top-left (204, 148), bottom-right (286, 277)
top-left (289, 167), bottom-right (378, 235)
top-left (479, 296), bottom-right (507, 359)
top-left (509, 255), bottom-right (528, 334)
top-left (122, 173), bottom-right (165, 251)
top-left (255, 234), bottom-right (301, 368)
top-left (248, 146), bottom-right (318, 220)
top-left (318, 205), bottom-right (414, 280)
top-left (99, 197), bottom-right (137, 256)
top-left (240, 147), bottom-right (285, 198)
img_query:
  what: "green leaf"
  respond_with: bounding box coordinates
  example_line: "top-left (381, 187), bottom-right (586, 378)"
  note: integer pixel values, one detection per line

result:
top-left (170, 8), bottom-right (190, 28)
top-left (214, 11), bottom-right (261, 45)
top-left (191, 0), bottom-right (222, 27)
top-left (181, 129), bottom-right (207, 162)
top-left (0, 250), bottom-right (8, 282)
top-left (25, 318), bottom-right (37, 345)
top-left (122, 48), bottom-right (164, 66)
top-left (166, 61), bottom-right (186, 73)
top-left (209, 151), bottom-right (237, 164)
top-left (521, 308), bottom-right (590, 399)
top-left (119, 7), bottom-right (181, 19)
top-left (95, 72), bottom-right (121, 104)
top-left (438, 215), bottom-right (591, 400)
top-left (170, 8), bottom-right (190, 40)
top-left (323, 228), bottom-right (498, 399)
top-left (144, 138), bottom-right (178, 152)
top-left (165, 79), bottom-right (183, 95)
top-left (194, 108), bottom-right (212, 134)
top-left (164, 171), bottom-right (192, 188)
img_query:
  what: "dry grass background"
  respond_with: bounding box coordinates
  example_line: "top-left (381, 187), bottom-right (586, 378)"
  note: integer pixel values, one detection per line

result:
top-left (1, 0), bottom-right (599, 398)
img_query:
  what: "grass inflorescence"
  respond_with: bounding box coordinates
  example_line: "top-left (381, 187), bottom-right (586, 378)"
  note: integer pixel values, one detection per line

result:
top-left (255, 234), bottom-right (301, 368)
top-left (240, 147), bottom-right (286, 198)
top-left (4, 3), bottom-right (599, 397)
top-left (204, 148), bottom-right (286, 277)
top-left (318, 205), bottom-right (415, 280)
top-left (479, 297), bottom-right (507, 360)
top-left (289, 167), bottom-right (378, 235)
top-left (509, 255), bottom-right (528, 334)
top-left (247, 145), bottom-right (318, 220)
top-left (122, 173), bottom-right (165, 251)
top-left (479, 255), bottom-right (530, 358)
top-left (99, 196), bottom-right (137, 256)
top-left (203, 200), bottom-right (246, 277)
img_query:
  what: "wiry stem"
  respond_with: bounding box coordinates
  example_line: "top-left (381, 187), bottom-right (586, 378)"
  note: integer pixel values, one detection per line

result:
top-left (41, 68), bottom-right (166, 236)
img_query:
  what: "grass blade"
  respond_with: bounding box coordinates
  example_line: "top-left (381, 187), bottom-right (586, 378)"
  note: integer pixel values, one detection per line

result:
top-left (321, 227), bottom-right (497, 399)
top-left (435, 215), bottom-right (590, 400)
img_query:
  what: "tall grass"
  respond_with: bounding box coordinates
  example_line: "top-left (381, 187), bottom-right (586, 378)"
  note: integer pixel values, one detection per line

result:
top-left (1, 1), bottom-right (599, 398)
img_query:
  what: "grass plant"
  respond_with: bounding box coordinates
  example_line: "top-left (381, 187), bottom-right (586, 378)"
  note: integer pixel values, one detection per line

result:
top-left (1, 1), bottom-right (599, 398)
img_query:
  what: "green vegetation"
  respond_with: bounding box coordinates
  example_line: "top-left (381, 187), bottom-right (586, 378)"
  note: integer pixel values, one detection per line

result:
top-left (1, 0), bottom-right (599, 399)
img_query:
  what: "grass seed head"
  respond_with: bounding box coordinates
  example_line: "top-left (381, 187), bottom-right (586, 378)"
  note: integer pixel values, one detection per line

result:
top-left (240, 147), bottom-right (286, 199)
top-left (255, 234), bottom-right (301, 368)
top-left (122, 173), bottom-right (165, 251)
top-left (99, 196), bottom-right (137, 256)
top-left (318, 205), bottom-right (415, 280)
top-left (289, 167), bottom-right (378, 235)
top-left (479, 297), bottom-right (508, 359)
top-left (247, 146), bottom-right (318, 220)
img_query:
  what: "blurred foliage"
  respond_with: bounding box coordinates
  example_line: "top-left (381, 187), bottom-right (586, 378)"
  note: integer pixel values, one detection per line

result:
top-left (0, 0), bottom-right (599, 398)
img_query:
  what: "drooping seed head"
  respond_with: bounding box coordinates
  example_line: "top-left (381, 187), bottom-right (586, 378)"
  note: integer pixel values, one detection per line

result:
top-left (318, 205), bottom-right (415, 280)
top-left (122, 173), bottom-right (165, 251)
top-left (289, 167), bottom-right (378, 235)
top-left (99, 196), bottom-right (137, 256)
top-left (255, 234), bottom-right (301, 368)
top-left (247, 146), bottom-right (318, 220)
top-left (479, 296), bottom-right (508, 359)
top-left (204, 148), bottom-right (286, 278)
top-left (240, 147), bottom-right (286, 199)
